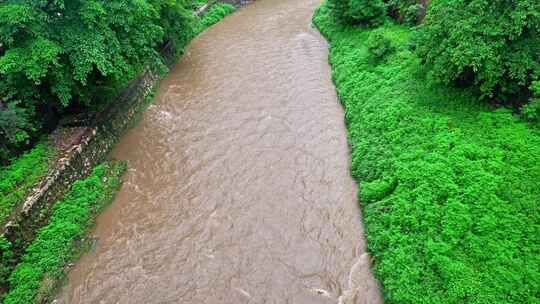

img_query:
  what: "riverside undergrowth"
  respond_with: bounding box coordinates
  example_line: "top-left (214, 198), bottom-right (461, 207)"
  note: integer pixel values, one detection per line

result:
top-left (0, 143), bottom-right (55, 226)
top-left (2, 161), bottom-right (126, 304)
top-left (314, 3), bottom-right (540, 304)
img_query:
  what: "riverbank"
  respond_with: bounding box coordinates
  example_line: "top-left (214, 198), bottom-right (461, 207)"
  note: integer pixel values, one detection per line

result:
top-left (314, 3), bottom-right (540, 304)
top-left (0, 3), bottom-right (237, 302)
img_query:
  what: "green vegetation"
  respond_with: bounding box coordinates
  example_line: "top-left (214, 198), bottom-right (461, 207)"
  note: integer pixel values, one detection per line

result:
top-left (327, 0), bottom-right (426, 27)
top-left (416, 0), bottom-right (540, 101)
top-left (0, 236), bottom-right (14, 288)
top-left (197, 3), bottom-right (236, 33)
top-left (0, 142), bottom-right (55, 296)
top-left (314, 3), bottom-right (540, 304)
top-left (3, 161), bottom-right (126, 304)
top-left (0, 143), bottom-right (54, 225)
top-left (328, 0), bottom-right (386, 26)
top-left (0, 0), bottom-right (197, 164)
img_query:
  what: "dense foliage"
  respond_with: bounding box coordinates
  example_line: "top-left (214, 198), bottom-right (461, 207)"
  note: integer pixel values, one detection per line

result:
top-left (327, 0), bottom-right (386, 26)
top-left (416, 0), bottom-right (540, 101)
top-left (3, 161), bottom-right (125, 304)
top-left (0, 0), bottom-right (197, 164)
top-left (523, 81), bottom-right (540, 122)
top-left (0, 142), bottom-right (53, 292)
top-left (0, 143), bottom-right (53, 225)
top-left (314, 4), bottom-right (540, 303)
top-left (0, 236), bottom-right (14, 288)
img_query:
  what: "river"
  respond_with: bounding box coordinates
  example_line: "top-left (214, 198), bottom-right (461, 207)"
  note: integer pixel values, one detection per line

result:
top-left (57, 0), bottom-right (382, 303)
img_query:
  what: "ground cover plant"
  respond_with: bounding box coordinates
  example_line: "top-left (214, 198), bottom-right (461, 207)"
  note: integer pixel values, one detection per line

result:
top-left (2, 161), bottom-right (126, 304)
top-left (416, 0), bottom-right (540, 102)
top-left (314, 3), bottom-right (540, 303)
top-left (0, 143), bottom-right (54, 226)
top-left (197, 2), bottom-right (236, 33)
top-left (0, 0), bottom-right (197, 164)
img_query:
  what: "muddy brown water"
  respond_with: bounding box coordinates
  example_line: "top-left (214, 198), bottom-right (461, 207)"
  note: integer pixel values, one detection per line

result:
top-left (57, 0), bottom-right (382, 303)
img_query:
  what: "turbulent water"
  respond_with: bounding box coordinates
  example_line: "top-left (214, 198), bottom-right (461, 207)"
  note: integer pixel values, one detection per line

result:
top-left (57, 1), bottom-right (382, 303)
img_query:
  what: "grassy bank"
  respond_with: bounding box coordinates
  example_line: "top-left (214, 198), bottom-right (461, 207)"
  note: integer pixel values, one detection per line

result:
top-left (314, 3), bottom-right (540, 304)
top-left (2, 161), bottom-right (126, 304)
top-left (0, 144), bottom-right (55, 227)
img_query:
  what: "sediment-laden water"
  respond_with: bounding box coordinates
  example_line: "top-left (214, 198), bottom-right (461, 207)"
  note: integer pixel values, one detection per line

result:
top-left (58, 1), bottom-right (382, 303)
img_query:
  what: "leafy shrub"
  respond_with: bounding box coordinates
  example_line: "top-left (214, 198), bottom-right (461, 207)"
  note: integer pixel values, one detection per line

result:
top-left (0, 101), bottom-right (35, 165)
top-left (523, 81), bottom-right (540, 122)
top-left (196, 3), bottom-right (236, 33)
top-left (403, 3), bottom-right (423, 24)
top-left (385, 0), bottom-right (424, 24)
top-left (366, 32), bottom-right (395, 61)
top-left (328, 0), bottom-right (386, 26)
top-left (3, 161), bottom-right (126, 304)
top-left (315, 4), bottom-right (540, 303)
top-left (0, 236), bottom-right (14, 288)
top-left (416, 0), bottom-right (540, 100)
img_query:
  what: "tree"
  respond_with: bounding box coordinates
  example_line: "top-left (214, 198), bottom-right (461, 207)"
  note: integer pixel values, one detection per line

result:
top-left (0, 0), bottom-right (196, 164)
top-left (416, 0), bottom-right (540, 101)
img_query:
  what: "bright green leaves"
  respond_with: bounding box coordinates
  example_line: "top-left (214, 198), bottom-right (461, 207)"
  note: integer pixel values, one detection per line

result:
top-left (0, 4), bottom-right (36, 46)
top-left (0, 38), bottom-right (61, 83)
top-left (3, 162), bottom-right (126, 304)
top-left (522, 81), bottom-right (540, 122)
top-left (0, 143), bottom-right (53, 226)
top-left (79, 1), bottom-right (107, 25)
top-left (196, 3), bottom-right (236, 34)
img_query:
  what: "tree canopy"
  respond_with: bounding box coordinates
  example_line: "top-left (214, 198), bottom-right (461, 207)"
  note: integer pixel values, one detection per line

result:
top-left (416, 0), bottom-right (540, 101)
top-left (0, 0), bottom-right (196, 164)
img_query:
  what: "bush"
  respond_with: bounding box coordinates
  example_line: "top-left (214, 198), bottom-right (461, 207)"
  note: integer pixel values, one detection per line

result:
top-left (416, 0), bottom-right (540, 100)
top-left (328, 0), bottom-right (386, 26)
top-left (0, 102), bottom-right (35, 165)
top-left (0, 237), bottom-right (14, 288)
top-left (3, 161), bottom-right (126, 304)
top-left (366, 32), bottom-right (395, 61)
top-left (0, 143), bottom-right (53, 226)
top-left (385, 0), bottom-right (424, 24)
top-left (196, 3), bottom-right (236, 33)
